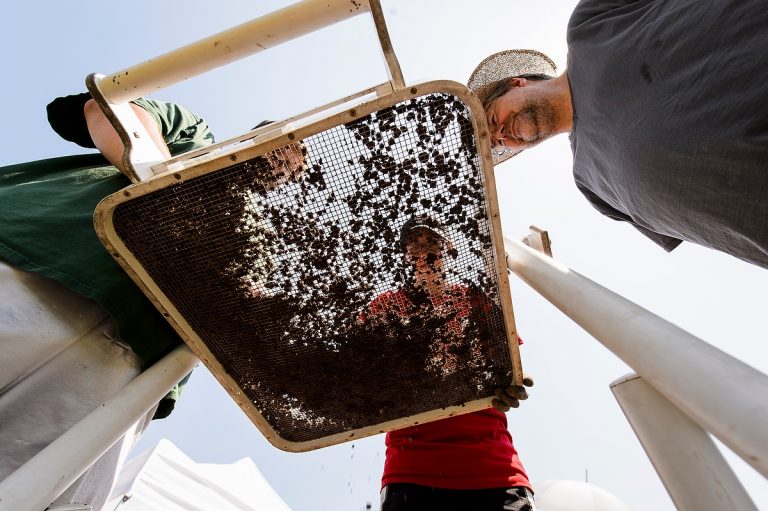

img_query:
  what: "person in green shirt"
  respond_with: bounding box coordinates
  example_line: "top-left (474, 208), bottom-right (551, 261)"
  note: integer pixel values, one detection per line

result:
top-left (0, 93), bottom-right (305, 509)
top-left (0, 92), bottom-right (216, 508)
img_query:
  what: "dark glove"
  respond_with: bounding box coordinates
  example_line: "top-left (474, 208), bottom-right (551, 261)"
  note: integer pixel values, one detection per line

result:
top-left (46, 92), bottom-right (97, 148)
top-left (151, 372), bottom-right (193, 420)
top-left (492, 374), bottom-right (534, 412)
top-left (152, 396), bottom-right (176, 420)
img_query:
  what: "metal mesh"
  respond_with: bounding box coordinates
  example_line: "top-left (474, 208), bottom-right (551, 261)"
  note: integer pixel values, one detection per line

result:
top-left (112, 92), bottom-right (514, 442)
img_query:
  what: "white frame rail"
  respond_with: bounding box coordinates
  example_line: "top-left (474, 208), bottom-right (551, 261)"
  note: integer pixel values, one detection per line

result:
top-left (612, 373), bottom-right (758, 510)
top-left (0, 346), bottom-right (198, 511)
top-left (505, 236), bottom-right (768, 509)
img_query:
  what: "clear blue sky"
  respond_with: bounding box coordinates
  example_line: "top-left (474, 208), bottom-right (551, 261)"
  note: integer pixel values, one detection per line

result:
top-left (2, 1), bottom-right (767, 509)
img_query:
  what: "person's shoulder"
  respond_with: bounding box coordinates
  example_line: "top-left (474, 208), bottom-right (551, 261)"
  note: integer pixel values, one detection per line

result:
top-left (370, 289), bottom-right (407, 305)
top-left (448, 284), bottom-right (496, 312)
top-left (132, 97), bottom-right (215, 152)
top-left (448, 283), bottom-right (485, 299)
top-left (449, 283), bottom-right (470, 293)
top-left (360, 289), bottom-right (409, 322)
top-left (132, 97), bottom-right (201, 123)
top-left (569, 0), bottom-right (645, 30)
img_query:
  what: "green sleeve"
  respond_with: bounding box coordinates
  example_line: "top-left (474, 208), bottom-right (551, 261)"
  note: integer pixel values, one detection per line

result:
top-left (132, 98), bottom-right (216, 156)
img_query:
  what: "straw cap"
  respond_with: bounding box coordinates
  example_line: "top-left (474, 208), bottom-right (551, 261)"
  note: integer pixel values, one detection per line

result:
top-left (467, 49), bottom-right (557, 164)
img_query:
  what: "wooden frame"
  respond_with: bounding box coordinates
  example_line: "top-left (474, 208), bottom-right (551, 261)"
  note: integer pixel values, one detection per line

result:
top-left (94, 80), bottom-right (523, 451)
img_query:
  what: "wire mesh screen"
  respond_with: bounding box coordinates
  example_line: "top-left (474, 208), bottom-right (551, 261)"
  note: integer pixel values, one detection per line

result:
top-left (112, 92), bottom-right (514, 443)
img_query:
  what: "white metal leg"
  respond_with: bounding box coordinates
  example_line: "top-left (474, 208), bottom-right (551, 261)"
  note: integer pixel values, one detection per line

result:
top-left (504, 237), bottom-right (768, 480)
top-left (611, 373), bottom-right (758, 510)
top-left (0, 345), bottom-right (198, 511)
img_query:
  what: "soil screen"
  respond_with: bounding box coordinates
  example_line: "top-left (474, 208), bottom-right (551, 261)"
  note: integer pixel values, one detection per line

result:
top-left (113, 92), bottom-right (515, 442)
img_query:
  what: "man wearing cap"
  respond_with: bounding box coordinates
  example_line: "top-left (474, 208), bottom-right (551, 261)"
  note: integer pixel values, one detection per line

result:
top-left (364, 215), bottom-right (534, 511)
top-left (469, 0), bottom-right (768, 269)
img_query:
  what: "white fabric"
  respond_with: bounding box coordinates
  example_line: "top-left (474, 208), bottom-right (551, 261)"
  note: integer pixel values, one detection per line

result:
top-left (106, 439), bottom-right (292, 511)
top-left (0, 259), bottom-right (152, 510)
top-left (535, 480), bottom-right (634, 511)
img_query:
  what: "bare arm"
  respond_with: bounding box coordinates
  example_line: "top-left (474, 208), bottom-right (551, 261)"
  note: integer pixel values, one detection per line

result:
top-left (83, 99), bottom-right (171, 175)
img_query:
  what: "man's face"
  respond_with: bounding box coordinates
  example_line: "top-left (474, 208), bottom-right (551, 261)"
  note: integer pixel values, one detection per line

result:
top-left (484, 78), bottom-right (558, 151)
top-left (405, 227), bottom-right (446, 282)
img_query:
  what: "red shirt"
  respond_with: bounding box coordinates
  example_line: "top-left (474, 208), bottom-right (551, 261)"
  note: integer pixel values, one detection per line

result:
top-left (364, 287), bottom-right (531, 490)
top-left (383, 409), bottom-right (530, 490)
top-left (365, 287), bottom-right (495, 376)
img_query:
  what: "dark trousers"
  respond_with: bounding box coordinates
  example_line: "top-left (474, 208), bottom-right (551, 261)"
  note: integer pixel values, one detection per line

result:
top-left (380, 483), bottom-right (535, 511)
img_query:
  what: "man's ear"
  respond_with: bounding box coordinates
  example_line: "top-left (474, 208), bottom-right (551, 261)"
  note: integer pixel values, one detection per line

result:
top-left (506, 77), bottom-right (528, 88)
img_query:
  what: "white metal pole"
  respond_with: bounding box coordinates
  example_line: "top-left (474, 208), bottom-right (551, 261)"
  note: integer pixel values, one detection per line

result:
top-left (504, 237), bottom-right (768, 479)
top-left (611, 373), bottom-right (758, 510)
top-left (95, 0), bottom-right (371, 104)
top-left (0, 345), bottom-right (199, 511)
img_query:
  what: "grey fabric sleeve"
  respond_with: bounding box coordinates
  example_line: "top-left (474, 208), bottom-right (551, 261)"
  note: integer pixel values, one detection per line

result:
top-left (570, 0), bottom-right (651, 29)
top-left (577, 184), bottom-right (683, 252)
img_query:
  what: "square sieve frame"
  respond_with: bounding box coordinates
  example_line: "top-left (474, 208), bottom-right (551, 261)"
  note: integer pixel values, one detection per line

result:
top-left (94, 80), bottom-right (522, 452)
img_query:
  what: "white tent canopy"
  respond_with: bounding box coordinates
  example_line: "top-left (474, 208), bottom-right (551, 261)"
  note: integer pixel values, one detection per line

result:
top-left (106, 439), bottom-right (291, 511)
top-left (535, 480), bottom-right (635, 511)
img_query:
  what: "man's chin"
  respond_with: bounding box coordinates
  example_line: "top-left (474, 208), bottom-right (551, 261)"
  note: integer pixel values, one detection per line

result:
top-left (523, 138), bottom-right (545, 150)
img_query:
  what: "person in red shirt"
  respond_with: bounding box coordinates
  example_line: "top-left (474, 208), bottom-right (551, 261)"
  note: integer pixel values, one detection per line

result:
top-left (365, 215), bottom-right (535, 511)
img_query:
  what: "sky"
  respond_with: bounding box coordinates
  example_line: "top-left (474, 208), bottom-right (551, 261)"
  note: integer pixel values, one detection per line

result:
top-left (2, 1), bottom-right (767, 510)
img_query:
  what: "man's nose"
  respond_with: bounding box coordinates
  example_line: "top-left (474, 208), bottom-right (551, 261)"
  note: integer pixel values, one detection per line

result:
top-left (490, 128), bottom-right (506, 148)
top-left (487, 120), bottom-right (505, 148)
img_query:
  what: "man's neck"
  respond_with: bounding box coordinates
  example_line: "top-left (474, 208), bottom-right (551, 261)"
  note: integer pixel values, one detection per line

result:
top-left (549, 72), bottom-right (574, 134)
top-left (413, 277), bottom-right (447, 303)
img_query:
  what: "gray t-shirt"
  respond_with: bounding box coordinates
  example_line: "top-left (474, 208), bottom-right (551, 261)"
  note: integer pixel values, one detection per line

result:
top-left (567, 0), bottom-right (768, 268)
